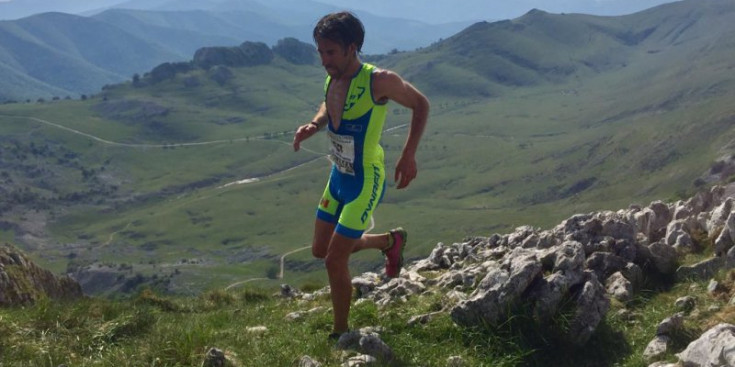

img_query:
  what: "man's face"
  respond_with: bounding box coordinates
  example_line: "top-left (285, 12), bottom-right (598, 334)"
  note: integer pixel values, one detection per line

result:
top-left (316, 38), bottom-right (355, 78)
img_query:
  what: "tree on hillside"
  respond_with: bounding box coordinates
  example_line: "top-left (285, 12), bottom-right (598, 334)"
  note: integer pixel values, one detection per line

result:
top-left (147, 62), bottom-right (193, 84)
top-left (193, 42), bottom-right (273, 70)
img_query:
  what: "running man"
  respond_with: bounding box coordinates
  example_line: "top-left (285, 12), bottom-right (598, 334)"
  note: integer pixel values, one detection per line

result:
top-left (292, 12), bottom-right (429, 339)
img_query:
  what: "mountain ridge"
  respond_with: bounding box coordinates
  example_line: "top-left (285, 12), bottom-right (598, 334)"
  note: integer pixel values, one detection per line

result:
top-left (0, 2), bottom-right (471, 101)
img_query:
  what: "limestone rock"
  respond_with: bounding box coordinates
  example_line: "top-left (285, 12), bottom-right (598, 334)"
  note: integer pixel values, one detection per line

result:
top-left (606, 271), bottom-right (633, 302)
top-left (674, 296), bottom-right (696, 313)
top-left (201, 347), bottom-right (239, 367)
top-left (335, 329), bottom-right (394, 363)
top-left (299, 356), bottom-right (322, 367)
top-left (643, 335), bottom-right (670, 362)
top-left (342, 355), bottom-right (377, 367)
top-left (450, 250), bottom-right (542, 327)
top-left (648, 241), bottom-right (679, 274)
top-left (0, 243), bottom-right (83, 307)
top-left (656, 313), bottom-right (684, 336)
top-left (676, 323), bottom-right (735, 367)
top-left (567, 271), bottom-right (610, 346)
top-left (714, 211), bottom-right (735, 255)
top-left (446, 356), bottom-right (465, 367)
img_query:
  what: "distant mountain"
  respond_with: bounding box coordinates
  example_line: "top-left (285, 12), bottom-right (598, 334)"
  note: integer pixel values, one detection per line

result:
top-left (0, 0), bottom-right (470, 101)
top-left (382, 0), bottom-right (735, 98)
top-left (0, 0), bottom-right (124, 21)
top-left (0, 12), bottom-right (181, 101)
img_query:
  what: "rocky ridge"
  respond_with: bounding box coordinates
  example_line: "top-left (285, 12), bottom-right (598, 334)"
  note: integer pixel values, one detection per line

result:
top-left (284, 184), bottom-right (735, 366)
top-left (0, 243), bottom-right (83, 307)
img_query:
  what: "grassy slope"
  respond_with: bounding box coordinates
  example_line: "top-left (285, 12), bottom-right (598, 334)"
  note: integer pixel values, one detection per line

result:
top-left (0, 0), bottom-right (734, 293)
top-left (0, 269), bottom-right (733, 366)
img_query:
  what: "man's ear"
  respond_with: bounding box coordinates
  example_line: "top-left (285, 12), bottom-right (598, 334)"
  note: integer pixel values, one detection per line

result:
top-left (345, 43), bottom-right (357, 56)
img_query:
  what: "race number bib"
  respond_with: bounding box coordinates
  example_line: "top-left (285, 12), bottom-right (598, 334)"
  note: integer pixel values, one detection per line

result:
top-left (328, 131), bottom-right (355, 175)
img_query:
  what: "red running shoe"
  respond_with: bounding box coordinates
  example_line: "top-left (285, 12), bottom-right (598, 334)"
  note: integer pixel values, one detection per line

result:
top-left (384, 228), bottom-right (407, 278)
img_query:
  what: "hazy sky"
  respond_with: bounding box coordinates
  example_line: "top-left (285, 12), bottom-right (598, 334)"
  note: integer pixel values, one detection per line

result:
top-left (0, 0), bottom-right (682, 22)
top-left (316, 0), bottom-right (682, 23)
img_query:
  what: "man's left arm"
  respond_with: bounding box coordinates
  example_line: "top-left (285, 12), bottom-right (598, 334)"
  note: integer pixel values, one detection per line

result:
top-left (374, 70), bottom-right (430, 189)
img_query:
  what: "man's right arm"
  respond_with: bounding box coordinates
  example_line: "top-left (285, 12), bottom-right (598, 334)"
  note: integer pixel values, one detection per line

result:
top-left (293, 102), bottom-right (328, 151)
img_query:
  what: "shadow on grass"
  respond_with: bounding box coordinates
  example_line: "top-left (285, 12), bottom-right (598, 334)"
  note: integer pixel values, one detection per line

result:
top-left (455, 305), bottom-right (633, 367)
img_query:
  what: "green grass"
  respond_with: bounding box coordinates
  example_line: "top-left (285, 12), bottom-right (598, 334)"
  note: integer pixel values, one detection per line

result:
top-left (1, 268), bottom-right (733, 366)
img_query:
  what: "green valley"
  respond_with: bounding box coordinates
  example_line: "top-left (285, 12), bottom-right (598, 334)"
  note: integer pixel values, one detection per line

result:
top-left (1, 0), bottom-right (734, 295)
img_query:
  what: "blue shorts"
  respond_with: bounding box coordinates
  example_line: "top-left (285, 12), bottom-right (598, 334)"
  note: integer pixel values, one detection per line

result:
top-left (316, 163), bottom-right (386, 238)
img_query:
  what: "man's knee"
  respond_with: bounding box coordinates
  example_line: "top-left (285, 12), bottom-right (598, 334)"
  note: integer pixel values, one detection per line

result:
top-left (324, 252), bottom-right (348, 273)
top-left (312, 245), bottom-right (327, 259)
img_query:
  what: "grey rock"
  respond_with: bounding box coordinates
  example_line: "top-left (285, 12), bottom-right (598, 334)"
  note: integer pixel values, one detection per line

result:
top-left (352, 272), bottom-right (381, 298)
top-left (606, 272), bottom-right (633, 302)
top-left (342, 355), bottom-right (377, 367)
top-left (601, 217), bottom-right (637, 241)
top-left (359, 334), bottom-right (394, 362)
top-left (450, 250), bottom-right (542, 327)
top-left (530, 271), bottom-right (584, 321)
top-left (707, 197), bottom-right (733, 233)
top-left (567, 271), bottom-right (610, 346)
top-left (656, 312), bottom-right (685, 336)
top-left (643, 335), bottom-right (671, 362)
top-left (0, 244), bottom-right (83, 307)
top-left (508, 226), bottom-right (536, 248)
top-left (647, 362), bottom-right (677, 367)
top-left (714, 211), bottom-right (735, 255)
top-left (336, 330), bottom-right (394, 363)
top-left (586, 252), bottom-right (629, 281)
top-left (707, 279), bottom-right (720, 295)
top-left (611, 239), bottom-right (638, 262)
top-left (665, 220), bottom-right (690, 246)
top-left (676, 257), bottom-right (728, 281)
top-left (647, 201), bottom-right (673, 241)
top-left (372, 277), bottom-right (426, 307)
top-left (280, 284), bottom-right (301, 299)
top-left (675, 296), bottom-right (696, 313)
top-left (201, 348), bottom-right (226, 367)
top-left (621, 263), bottom-right (644, 290)
top-left (677, 323), bottom-right (735, 367)
top-left (446, 356), bottom-right (465, 367)
top-left (299, 356), bottom-right (322, 367)
top-left (551, 241), bottom-right (586, 273)
top-left (648, 241), bottom-right (678, 274)
top-left (285, 311), bottom-right (305, 322)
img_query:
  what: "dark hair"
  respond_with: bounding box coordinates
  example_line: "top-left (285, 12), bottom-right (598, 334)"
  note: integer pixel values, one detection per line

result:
top-left (313, 11), bottom-right (365, 53)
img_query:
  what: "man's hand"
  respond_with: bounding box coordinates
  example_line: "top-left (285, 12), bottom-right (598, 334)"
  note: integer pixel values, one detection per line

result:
top-left (394, 153), bottom-right (417, 189)
top-left (293, 123), bottom-right (319, 151)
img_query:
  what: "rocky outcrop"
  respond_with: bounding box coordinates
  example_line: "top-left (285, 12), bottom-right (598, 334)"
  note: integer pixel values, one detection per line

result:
top-left (0, 243), bottom-right (83, 306)
top-left (284, 184), bottom-right (735, 361)
top-left (677, 323), bottom-right (735, 367)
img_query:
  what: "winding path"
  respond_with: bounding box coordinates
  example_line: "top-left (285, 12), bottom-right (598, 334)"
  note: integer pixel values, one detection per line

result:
top-left (224, 216), bottom-right (375, 291)
top-left (2, 114), bottom-right (298, 148)
top-left (3, 114), bottom-right (395, 290)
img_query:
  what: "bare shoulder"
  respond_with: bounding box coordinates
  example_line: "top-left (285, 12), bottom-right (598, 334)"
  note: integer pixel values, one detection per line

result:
top-left (371, 68), bottom-right (406, 101)
top-left (372, 68), bottom-right (402, 85)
